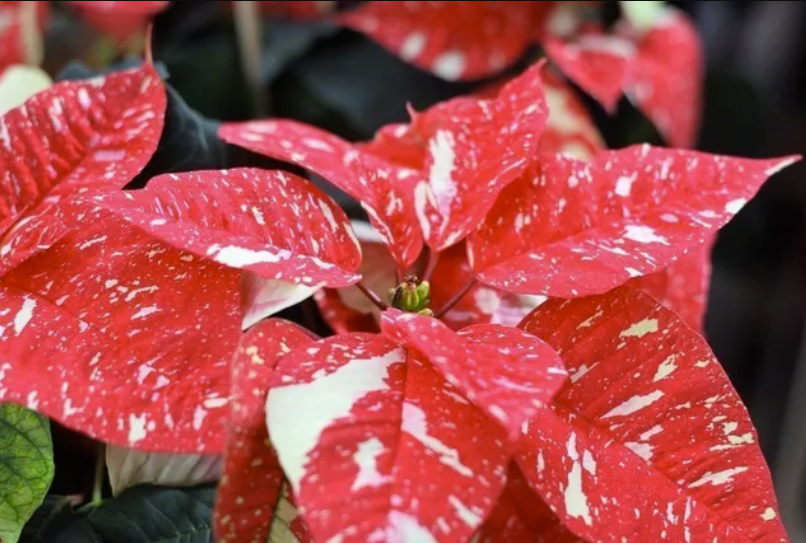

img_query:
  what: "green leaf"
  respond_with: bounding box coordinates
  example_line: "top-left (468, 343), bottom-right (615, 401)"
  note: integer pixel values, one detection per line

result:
top-left (19, 496), bottom-right (100, 543)
top-left (0, 403), bottom-right (54, 543)
top-left (85, 484), bottom-right (215, 543)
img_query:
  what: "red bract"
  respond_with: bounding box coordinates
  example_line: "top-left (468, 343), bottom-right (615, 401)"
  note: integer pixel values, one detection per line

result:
top-left (258, 0), bottom-right (336, 19)
top-left (0, 62), bottom-right (166, 273)
top-left (379, 309), bottom-right (566, 440)
top-left (316, 221), bottom-right (545, 334)
top-left (0, 209), bottom-right (241, 452)
top-left (215, 318), bottom-right (315, 543)
top-left (516, 286), bottom-right (787, 541)
top-left (338, 1), bottom-right (547, 81)
top-left (547, 6), bottom-right (703, 147)
top-left (469, 146), bottom-right (799, 297)
top-left (221, 60), bottom-right (548, 254)
top-left (68, 1), bottom-right (170, 43)
top-left (81, 168), bottom-right (363, 328)
top-left (0, 1), bottom-right (48, 71)
top-left (219, 121), bottom-right (423, 269)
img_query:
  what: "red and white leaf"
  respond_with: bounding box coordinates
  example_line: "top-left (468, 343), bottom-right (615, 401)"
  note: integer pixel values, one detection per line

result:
top-left (218, 121), bottom-right (423, 268)
top-left (0, 214), bottom-right (69, 277)
top-left (106, 446), bottom-right (221, 496)
top-left (259, 0), bottom-right (335, 19)
top-left (214, 318), bottom-right (315, 543)
top-left (540, 67), bottom-right (604, 160)
top-left (470, 146), bottom-right (800, 296)
top-left (266, 333), bottom-right (509, 542)
top-left (367, 61), bottom-right (549, 250)
top-left (0, 62), bottom-right (165, 259)
top-left (516, 286), bottom-right (787, 541)
top-left (0, 211), bottom-right (241, 452)
top-left (379, 310), bottom-right (566, 439)
top-left (83, 168), bottom-right (362, 290)
top-left (338, 1), bottom-right (541, 81)
top-left (68, 1), bottom-right (168, 15)
top-left (622, 7), bottom-right (704, 148)
top-left (629, 238), bottom-right (713, 331)
top-left (0, 1), bottom-right (47, 70)
top-left (545, 25), bottom-right (633, 113)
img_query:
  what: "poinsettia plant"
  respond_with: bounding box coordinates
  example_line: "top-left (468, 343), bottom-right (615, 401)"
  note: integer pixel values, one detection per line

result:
top-left (0, 1), bottom-right (800, 542)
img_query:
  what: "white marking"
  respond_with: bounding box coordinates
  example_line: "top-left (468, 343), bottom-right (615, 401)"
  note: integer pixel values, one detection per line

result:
top-left (689, 466), bottom-right (749, 488)
top-left (765, 157), bottom-right (798, 176)
top-left (400, 32), bottom-right (426, 60)
top-left (448, 495), bottom-right (482, 528)
top-left (387, 512), bottom-right (437, 543)
top-left (13, 298), bottom-right (35, 334)
top-left (79, 235), bottom-right (107, 250)
top-left (615, 173), bottom-right (637, 197)
top-left (251, 207), bottom-right (265, 225)
top-left (128, 414), bottom-right (147, 443)
top-left (319, 200), bottom-right (339, 232)
top-left (619, 318), bottom-right (659, 338)
top-left (402, 403), bottom-right (473, 477)
top-left (427, 130), bottom-right (458, 218)
top-left (761, 507), bottom-right (776, 521)
top-left (582, 450), bottom-right (596, 475)
top-left (623, 225), bottom-right (669, 245)
top-left (725, 198), bottom-right (747, 214)
top-left (602, 391), bottom-right (664, 419)
top-left (653, 355), bottom-right (677, 381)
top-left (267, 348), bottom-right (404, 491)
top-left (625, 441), bottom-right (653, 460)
top-left (207, 245), bottom-right (293, 267)
top-left (433, 51), bottom-right (466, 80)
top-left (131, 305), bottom-right (160, 320)
top-left (351, 437), bottom-right (391, 491)
top-left (564, 434), bottom-right (592, 525)
top-left (193, 406), bottom-right (207, 430)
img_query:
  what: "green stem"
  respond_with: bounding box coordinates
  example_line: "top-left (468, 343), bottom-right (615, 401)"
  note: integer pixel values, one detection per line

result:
top-left (92, 443), bottom-right (106, 506)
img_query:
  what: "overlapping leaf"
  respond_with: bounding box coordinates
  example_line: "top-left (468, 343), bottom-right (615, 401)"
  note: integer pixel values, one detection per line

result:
top-left (516, 286), bottom-right (788, 541)
top-left (547, 6), bottom-right (703, 147)
top-left (68, 1), bottom-right (169, 42)
top-left (0, 210), bottom-right (241, 452)
top-left (105, 446), bottom-right (221, 496)
top-left (469, 146), bottom-right (799, 296)
top-left (362, 61), bottom-right (549, 250)
top-left (266, 333), bottom-right (509, 542)
top-left (0, 62), bottom-right (166, 271)
top-left (218, 121), bottom-right (423, 268)
top-left (81, 168), bottom-right (362, 327)
top-left (214, 318), bottom-right (315, 543)
top-left (338, 1), bottom-right (544, 81)
top-left (380, 309), bottom-right (566, 439)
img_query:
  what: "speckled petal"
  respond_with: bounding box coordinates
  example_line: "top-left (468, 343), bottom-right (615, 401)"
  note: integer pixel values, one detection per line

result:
top-left (0, 210), bottom-right (241, 452)
top-left (81, 168), bottom-right (362, 289)
top-left (266, 333), bottom-right (509, 543)
top-left (214, 318), bottom-right (315, 543)
top-left (379, 310), bottom-right (566, 440)
top-left (470, 146), bottom-right (800, 297)
top-left (516, 286), bottom-right (788, 542)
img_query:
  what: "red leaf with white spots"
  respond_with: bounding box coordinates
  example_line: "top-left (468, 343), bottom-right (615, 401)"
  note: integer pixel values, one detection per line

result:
top-left (539, 68), bottom-right (604, 160)
top-left (0, 211), bottom-right (241, 452)
top-left (371, 61), bottom-right (549, 250)
top-left (0, 214), bottom-right (69, 276)
top-left (623, 7), bottom-right (704, 147)
top-left (81, 168), bottom-right (362, 294)
top-left (214, 318), bottom-right (315, 543)
top-left (338, 1), bottom-right (539, 81)
top-left (0, 1), bottom-right (47, 69)
top-left (629, 238), bottom-right (714, 331)
top-left (469, 146), bottom-right (800, 297)
top-left (266, 333), bottom-right (509, 542)
top-left (379, 310), bottom-right (566, 440)
top-left (545, 25), bottom-right (633, 113)
top-left (218, 121), bottom-right (423, 268)
top-left (0, 63), bottom-right (165, 263)
top-left (516, 286), bottom-right (787, 542)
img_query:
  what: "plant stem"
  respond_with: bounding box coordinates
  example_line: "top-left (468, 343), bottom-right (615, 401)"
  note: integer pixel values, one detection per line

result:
top-left (233, 1), bottom-right (267, 117)
top-left (434, 279), bottom-right (476, 318)
top-left (356, 281), bottom-right (387, 310)
top-left (92, 442), bottom-right (106, 506)
top-left (422, 249), bottom-right (440, 282)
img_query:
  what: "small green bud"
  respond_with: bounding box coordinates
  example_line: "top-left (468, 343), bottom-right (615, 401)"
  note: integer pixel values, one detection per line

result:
top-left (401, 287), bottom-right (418, 311)
top-left (388, 287), bottom-right (397, 303)
top-left (417, 308), bottom-right (434, 317)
